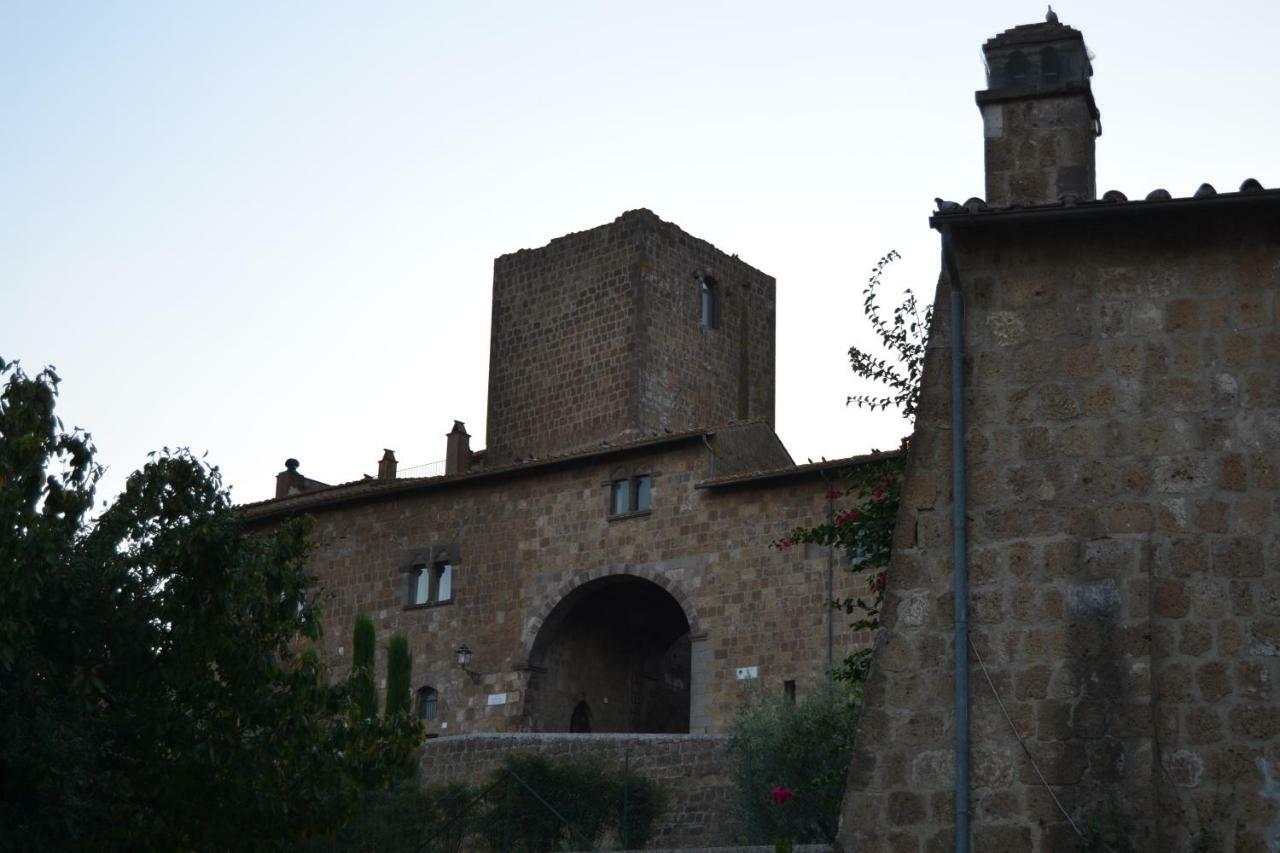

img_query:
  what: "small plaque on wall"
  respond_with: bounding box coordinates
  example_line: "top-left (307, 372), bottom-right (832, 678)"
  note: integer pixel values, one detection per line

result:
top-left (487, 693), bottom-right (507, 706)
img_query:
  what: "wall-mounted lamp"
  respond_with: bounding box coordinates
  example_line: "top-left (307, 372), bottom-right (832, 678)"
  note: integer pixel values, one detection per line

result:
top-left (455, 643), bottom-right (481, 682)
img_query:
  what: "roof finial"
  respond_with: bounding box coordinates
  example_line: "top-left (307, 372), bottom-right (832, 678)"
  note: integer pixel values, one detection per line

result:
top-left (1046, 5), bottom-right (1058, 23)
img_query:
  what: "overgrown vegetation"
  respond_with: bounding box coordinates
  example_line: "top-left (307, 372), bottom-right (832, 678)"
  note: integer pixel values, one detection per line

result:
top-left (0, 359), bottom-right (422, 852)
top-left (776, 250), bottom-right (927, 684)
top-left (741, 252), bottom-right (926, 846)
top-left (728, 682), bottom-right (861, 845)
top-left (321, 752), bottom-right (666, 852)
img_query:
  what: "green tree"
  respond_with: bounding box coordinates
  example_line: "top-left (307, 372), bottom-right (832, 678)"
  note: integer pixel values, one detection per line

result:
top-left (352, 611), bottom-right (379, 719)
top-left (385, 633), bottom-right (412, 717)
top-left (0, 359), bottom-right (422, 853)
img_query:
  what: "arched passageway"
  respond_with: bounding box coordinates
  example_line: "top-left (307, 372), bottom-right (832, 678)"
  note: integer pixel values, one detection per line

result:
top-left (526, 575), bottom-right (691, 733)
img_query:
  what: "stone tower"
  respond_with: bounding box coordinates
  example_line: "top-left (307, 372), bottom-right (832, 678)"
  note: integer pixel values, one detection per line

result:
top-left (978, 9), bottom-right (1100, 206)
top-left (484, 209), bottom-right (776, 463)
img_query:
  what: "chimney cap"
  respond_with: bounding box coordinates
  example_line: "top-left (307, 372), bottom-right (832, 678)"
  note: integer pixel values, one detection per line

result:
top-left (380, 448), bottom-right (397, 461)
top-left (285, 458), bottom-right (300, 471)
top-left (449, 420), bottom-right (470, 436)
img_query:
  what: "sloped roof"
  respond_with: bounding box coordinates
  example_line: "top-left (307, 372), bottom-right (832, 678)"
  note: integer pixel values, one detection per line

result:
top-left (240, 419), bottom-right (786, 523)
top-left (931, 179), bottom-right (1279, 228)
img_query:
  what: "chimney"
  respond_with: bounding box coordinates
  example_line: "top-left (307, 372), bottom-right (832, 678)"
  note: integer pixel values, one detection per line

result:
top-left (377, 449), bottom-right (398, 480)
top-left (445, 421), bottom-right (471, 475)
top-left (978, 8), bottom-right (1100, 207)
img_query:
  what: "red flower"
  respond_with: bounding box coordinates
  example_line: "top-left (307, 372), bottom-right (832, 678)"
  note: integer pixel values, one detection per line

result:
top-left (776, 537), bottom-right (794, 550)
top-left (873, 574), bottom-right (887, 593)
top-left (824, 489), bottom-right (843, 501)
top-left (836, 510), bottom-right (861, 526)
top-left (873, 487), bottom-right (885, 500)
top-left (770, 786), bottom-right (796, 806)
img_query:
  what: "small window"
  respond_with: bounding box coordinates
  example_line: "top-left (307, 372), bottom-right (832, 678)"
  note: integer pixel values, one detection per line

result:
top-left (417, 686), bottom-right (438, 721)
top-left (699, 277), bottom-right (718, 328)
top-left (408, 562), bottom-right (454, 607)
top-left (784, 680), bottom-right (796, 704)
top-left (609, 475), bottom-right (652, 516)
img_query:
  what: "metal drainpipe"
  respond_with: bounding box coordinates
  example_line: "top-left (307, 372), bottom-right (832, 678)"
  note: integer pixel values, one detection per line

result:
top-left (825, 476), bottom-right (835, 673)
top-left (940, 226), bottom-right (971, 853)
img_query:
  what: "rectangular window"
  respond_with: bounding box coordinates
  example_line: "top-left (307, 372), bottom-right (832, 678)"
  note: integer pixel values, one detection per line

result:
top-left (408, 561), bottom-right (454, 607)
top-left (413, 567), bottom-right (431, 605)
top-left (634, 475), bottom-right (652, 512)
top-left (611, 480), bottom-right (631, 515)
top-left (610, 475), bottom-right (653, 517)
top-left (435, 563), bottom-right (453, 602)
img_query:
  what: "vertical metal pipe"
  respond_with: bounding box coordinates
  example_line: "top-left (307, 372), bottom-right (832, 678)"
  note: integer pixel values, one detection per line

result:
top-left (826, 477), bottom-right (836, 673)
top-left (941, 228), bottom-right (970, 853)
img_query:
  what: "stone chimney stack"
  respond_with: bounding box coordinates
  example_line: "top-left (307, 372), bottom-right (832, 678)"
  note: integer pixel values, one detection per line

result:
top-left (377, 449), bottom-right (398, 480)
top-left (978, 8), bottom-right (1100, 207)
top-left (275, 458), bottom-right (328, 498)
top-left (445, 421), bottom-right (471, 475)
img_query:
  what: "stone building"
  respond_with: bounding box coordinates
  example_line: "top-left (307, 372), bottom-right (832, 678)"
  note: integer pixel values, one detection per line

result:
top-left (244, 209), bottom-right (881, 740)
top-left (837, 13), bottom-right (1280, 853)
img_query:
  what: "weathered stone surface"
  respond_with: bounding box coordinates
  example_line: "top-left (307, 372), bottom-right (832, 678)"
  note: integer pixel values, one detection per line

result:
top-left (837, 107), bottom-right (1278, 851)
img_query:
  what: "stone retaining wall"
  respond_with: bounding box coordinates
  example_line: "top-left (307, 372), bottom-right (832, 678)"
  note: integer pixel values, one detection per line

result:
top-left (421, 733), bottom-right (740, 848)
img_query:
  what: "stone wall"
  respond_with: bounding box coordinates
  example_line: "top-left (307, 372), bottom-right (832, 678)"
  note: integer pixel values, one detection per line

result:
top-left (838, 205), bottom-right (1279, 851)
top-left (485, 209), bottom-right (775, 464)
top-left (261, 437), bottom-right (869, 738)
top-left (420, 732), bottom-right (739, 848)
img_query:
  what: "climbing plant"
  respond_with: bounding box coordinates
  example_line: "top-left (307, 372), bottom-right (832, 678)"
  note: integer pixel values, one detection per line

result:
top-left (776, 250), bottom-right (930, 683)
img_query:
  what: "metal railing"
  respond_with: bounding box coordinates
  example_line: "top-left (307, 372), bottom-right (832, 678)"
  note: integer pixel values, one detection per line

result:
top-left (397, 459), bottom-right (446, 479)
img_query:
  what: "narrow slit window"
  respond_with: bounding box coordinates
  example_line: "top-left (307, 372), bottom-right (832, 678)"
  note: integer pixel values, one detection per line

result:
top-left (699, 277), bottom-right (718, 328)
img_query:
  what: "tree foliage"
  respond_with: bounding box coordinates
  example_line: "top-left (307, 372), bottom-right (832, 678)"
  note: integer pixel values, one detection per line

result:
top-left (846, 250), bottom-right (932, 418)
top-left (352, 611), bottom-right (379, 719)
top-left (385, 634), bottom-right (412, 717)
top-left (0, 359), bottom-right (422, 852)
top-left (728, 682), bottom-right (861, 845)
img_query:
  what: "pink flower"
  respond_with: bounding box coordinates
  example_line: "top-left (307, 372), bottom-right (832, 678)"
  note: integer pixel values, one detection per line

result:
top-left (775, 537), bottom-right (794, 550)
top-left (873, 487), bottom-right (885, 500)
top-left (873, 574), bottom-right (887, 593)
top-left (769, 786), bottom-right (796, 806)
top-left (836, 510), bottom-right (861, 526)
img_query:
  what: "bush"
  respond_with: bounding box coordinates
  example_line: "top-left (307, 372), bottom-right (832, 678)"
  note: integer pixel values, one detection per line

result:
top-left (479, 753), bottom-right (666, 852)
top-left (728, 681), bottom-right (861, 845)
top-left (318, 753), bottom-right (665, 852)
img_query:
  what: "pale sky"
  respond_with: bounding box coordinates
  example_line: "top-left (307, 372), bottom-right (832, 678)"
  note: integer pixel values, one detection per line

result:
top-left (4, 1), bottom-right (1277, 506)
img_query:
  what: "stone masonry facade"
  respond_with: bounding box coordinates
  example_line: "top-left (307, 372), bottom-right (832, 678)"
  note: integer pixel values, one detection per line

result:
top-left (486, 209), bottom-right (776, 465)
top-left (249, 434), bottom-right (873, 737)
top-left (835, 16), bottom-right (1280, 848)
top-left (244, 204), bottom-right (874, 843)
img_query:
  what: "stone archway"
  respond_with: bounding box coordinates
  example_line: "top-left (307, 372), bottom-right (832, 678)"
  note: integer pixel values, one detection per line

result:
top-left (524, 574), bottom-right (695, 733)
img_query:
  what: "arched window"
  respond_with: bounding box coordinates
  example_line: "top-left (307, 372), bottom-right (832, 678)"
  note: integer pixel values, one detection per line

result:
top-left (699, 276), bottom-right (718, 329)
top-left (570, 700), bottom-right (592, 733)
top-left (1040, 46), bottom-right (1061, 83)
top-left (416, 686), bottom-right (438, 721)
top-left (1005, 51), bottom-right (1029, 85)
